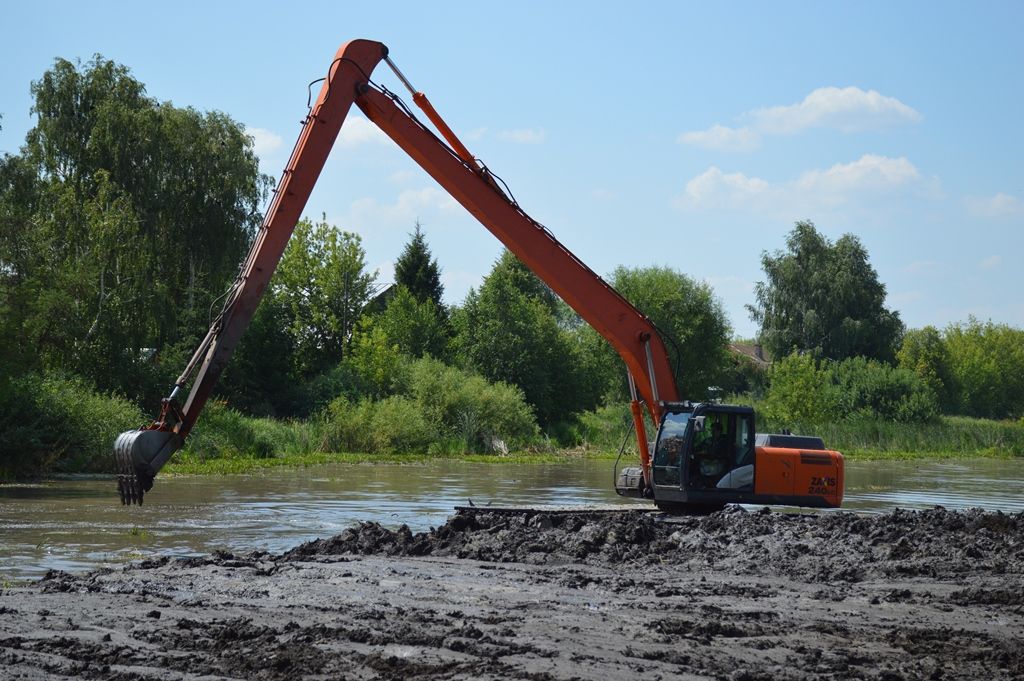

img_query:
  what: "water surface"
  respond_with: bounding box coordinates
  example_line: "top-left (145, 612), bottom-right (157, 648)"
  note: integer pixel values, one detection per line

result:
top-left (1, 457), bottom-right (1021, 580)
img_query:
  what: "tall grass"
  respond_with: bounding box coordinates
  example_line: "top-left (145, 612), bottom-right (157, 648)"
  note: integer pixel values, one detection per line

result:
top-left (773, 415), bottom-right (1024, 459)
top-left (179, 401), bottom-right (324, 462)
top-left (566, 401), bottom-right (1024, 460)
top-left (564, 403), bottom-right (636, 452)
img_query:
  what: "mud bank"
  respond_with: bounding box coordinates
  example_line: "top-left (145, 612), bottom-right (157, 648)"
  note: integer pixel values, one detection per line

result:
top-left (3, 507), bottom-right (1023, 680)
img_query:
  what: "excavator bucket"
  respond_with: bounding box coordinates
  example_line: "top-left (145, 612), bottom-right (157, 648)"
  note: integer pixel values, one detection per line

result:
top-left (113, 429), bottom-right (181, 505)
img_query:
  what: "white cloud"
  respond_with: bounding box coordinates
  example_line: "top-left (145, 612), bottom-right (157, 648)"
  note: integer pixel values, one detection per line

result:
top-left (591, 189), bottom-right (616, 201)
top-left (794, 154), bottom-right (919, 194)
top-left (338, 116), bottom-right (390, 147)
top-left (677, 125), bottom-right (760, 152)
top-left (388, 170), bottom-right (417, 184)
top-left (904, 260), bottom-right (941, 274)
top-left (751, 86), bottom-right (921, 134)
top-left (680, 166), bottom-right (769, 206)
top-left (246, 127), bottom-right (283, 156)
top-left (348, 187), bottom-right (459, 227)
top-left (979, 255), bottom-right (1002, 270)
top-left (889, 290), bottom-right (926, 306)
top-left (676, 154), bottom-right (922, 214)
top-left (498, 128), bottom-right (545, 144)
top-left (965, 193), bottom-right (1024, 218)
top-left (678, 86), bottom-right (921, 151)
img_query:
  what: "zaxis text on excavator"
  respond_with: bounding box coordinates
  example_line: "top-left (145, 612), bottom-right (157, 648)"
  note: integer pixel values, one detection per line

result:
top-left (114, 39), bottom-right (844, 512)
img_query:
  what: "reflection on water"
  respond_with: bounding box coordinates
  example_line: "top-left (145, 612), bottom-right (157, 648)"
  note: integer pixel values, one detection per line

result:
top-left (1, 457), bottom-right (1021, 579)
top-left (843, 458), bottom-right (1024, 514)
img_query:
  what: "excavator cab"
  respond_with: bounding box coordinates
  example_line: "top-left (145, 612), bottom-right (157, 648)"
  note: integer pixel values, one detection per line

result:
top-left (619, 402), bottom-right (844, 512)
top-left (651, 404), bottom-right (755, 497)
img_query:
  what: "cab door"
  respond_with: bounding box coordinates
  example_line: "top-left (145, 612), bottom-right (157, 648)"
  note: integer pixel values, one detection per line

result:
top-left (651, 411), bottom-right (691, 487)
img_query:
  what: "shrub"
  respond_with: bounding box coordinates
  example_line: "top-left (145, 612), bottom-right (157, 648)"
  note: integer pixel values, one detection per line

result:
top-left (291, 362), bottom-right (362, 416)
top-left (183, 401), bottom-right (275, 460)
top-left (760, 352), bottom-right (938, 426)
top-left (0, 373), bottom-right (143, 479)
top-left (323, 395), bottom-right (436, 454)
top-left (760, 353), bottom-right (838, 424)
top-left (945, 319), bottom-right (1024, 419)
top-left (829, 356), bottom-right (939, 423)
top-left (572, 403), bottom-right (635, 451)
top-left (320, 358), bottom-right (539, 455)
top-left (406, 357), bottom-right (538, 451)
top-left (182, 402), bottom-right (324, 461)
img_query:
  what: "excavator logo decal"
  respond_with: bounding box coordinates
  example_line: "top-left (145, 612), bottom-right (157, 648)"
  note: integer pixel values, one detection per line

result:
top-left (808, 476), bottom-right (837, 496)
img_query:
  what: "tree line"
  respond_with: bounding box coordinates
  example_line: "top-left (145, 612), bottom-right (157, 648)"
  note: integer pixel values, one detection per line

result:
top-left (747, 222), bottom-right (1024, 423)
top-left (1, 56), bottom-right (1022, 477)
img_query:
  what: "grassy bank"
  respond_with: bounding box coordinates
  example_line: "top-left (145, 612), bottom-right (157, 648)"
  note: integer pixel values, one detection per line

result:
top-left (3, 376), bottom-right (1021, 482)
top-left (164, 449), bottom-right (613, 476)
top-left (164, 401), bottom-right (620, 476)
top-left (167, 403), bottom-right (1024, 476)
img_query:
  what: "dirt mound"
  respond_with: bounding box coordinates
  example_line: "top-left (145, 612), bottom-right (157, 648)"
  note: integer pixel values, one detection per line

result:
top-left (7, 506), bottom-right (1024, 680)
top-left (285, 506), bottom-right (1024, 582)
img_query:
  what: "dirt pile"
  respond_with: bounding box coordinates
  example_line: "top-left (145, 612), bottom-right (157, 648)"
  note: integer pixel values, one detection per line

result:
top-left (4, 507), bottom-right (1023, 680)
top-left (286, 506), bottom-right (1024, 582)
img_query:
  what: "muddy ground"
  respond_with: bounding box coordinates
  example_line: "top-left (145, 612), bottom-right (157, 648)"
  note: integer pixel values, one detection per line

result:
top-left (2, 506), bottom-right (1022, 680)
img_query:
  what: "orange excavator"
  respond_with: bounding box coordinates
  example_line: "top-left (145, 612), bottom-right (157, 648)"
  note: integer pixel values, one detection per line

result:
top-left (114, 39), bottom-right (844, 511)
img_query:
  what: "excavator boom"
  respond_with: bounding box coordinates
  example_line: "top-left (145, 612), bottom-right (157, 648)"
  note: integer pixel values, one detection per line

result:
top-left (115, 39), bottom-right (675, 504)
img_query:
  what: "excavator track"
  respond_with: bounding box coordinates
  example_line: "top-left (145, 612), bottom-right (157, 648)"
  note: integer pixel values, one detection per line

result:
top-left (453, 504), bottom-right (748, 519)
top-left (453, 505), bottom-right (658, 516)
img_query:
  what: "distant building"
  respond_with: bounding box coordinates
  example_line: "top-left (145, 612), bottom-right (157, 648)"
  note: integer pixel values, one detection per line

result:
top-left (363, 283), bottom-right (397, 314)
top-left (728, 342), bottom-right (770, 368)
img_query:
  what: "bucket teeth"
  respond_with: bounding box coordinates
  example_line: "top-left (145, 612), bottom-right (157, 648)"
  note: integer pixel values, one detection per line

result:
top-left (114, 431), bottom-right (146, 506)
top-left (113, 428), bottom-right (178, 505)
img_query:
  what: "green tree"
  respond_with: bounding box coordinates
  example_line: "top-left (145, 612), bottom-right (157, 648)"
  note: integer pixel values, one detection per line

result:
top-left (581, 265), bottom-right (732, 401)
top-left (370, 286), bottom-right (450, 360)
top-left (944, 318), bottom-right (1024, 419)
top-left (829, 356), bottom-right (938, 423)
top-left (748, 221), bottom-right (903, 362)
top-left (897, 326), bottom-right (956, 411)
top-left (381, 223), bottom-right (450, 358)
top-left (0, 153), bottom-right (42, 376)
top-left (217, 289), bottom-right (297, 416)
top-left (454, 251), bottom-right (599, 425)
top-left (760, 353), bottom-right (838, 424)
top-left (275, 216), bottom-right (376, 377)
top-left (0, 55), bottom-right (269, 401)
top-left (394, 221), bottom-right (445, 309)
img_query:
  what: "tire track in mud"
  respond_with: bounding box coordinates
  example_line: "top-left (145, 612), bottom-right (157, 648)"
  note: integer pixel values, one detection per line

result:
top-left (2, 506), bottom-right (1023, 680)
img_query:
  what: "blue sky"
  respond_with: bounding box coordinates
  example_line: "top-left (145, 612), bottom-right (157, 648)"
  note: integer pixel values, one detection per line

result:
top-left (2, 1), bottom-right (1021, 338)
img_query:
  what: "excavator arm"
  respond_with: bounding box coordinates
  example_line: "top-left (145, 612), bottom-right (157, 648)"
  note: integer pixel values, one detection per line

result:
top-left (114, 39), bottom-right (678, 504)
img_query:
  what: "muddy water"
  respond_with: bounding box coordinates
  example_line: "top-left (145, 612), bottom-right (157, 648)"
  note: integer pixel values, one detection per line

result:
top-left (1, 457), bottom-right (1021, 580)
